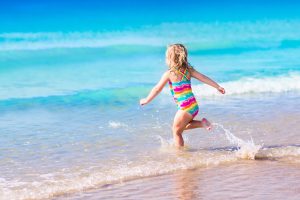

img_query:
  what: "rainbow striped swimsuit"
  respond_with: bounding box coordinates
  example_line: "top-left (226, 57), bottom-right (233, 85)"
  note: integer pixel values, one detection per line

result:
top-left (168, 69), bottom-right (199, 118)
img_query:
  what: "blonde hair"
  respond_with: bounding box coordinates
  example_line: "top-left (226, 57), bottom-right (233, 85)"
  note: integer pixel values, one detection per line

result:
top-left (166, 44), bottom-right (190, 72)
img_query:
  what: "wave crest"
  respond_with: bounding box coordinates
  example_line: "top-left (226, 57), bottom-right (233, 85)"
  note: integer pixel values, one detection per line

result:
top-left (192, 73), bottom-right (300, 97)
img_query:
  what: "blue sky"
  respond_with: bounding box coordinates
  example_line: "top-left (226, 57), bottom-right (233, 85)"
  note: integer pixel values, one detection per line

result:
top-left (1, 0), bottom-right (300, 32)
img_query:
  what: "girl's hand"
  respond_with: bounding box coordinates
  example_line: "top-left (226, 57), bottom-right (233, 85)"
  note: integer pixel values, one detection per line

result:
top-left (140, 98), bottom-right (148, 106)
top-left (217, 86), bottom-right (225, 94)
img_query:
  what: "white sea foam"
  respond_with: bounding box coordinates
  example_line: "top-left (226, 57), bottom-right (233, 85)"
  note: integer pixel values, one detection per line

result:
top-left (1, 143), bottom-right (299, 199)
top-left (256, 145), bottom-right (300, 159)
top-left (157, 123), bottom-right (262, 160)
top-left (108, 121), bottom-right (128, 129)
top-left (192, 73), bottom-right (300, 97)
top-left (0, 151), bottom-right (239, 200)
top-left (213, 123), bottom-right (262, 159)
top-left (0, 73), bottom-right (299, 101)
top-left (156, 135), bottom-right (174, 148)
top-left (156, 135), bottom-right (189, 152)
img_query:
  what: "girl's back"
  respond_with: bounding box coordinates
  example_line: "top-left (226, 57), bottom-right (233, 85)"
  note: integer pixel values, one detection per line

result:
top-left (168, 67), bottom-right (192, 83)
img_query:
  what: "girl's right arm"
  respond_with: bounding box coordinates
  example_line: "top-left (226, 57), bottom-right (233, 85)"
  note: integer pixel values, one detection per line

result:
top-left (191, 69), bottom-right (225, 94)
top-left (140, 71), bottom-right (169, 106)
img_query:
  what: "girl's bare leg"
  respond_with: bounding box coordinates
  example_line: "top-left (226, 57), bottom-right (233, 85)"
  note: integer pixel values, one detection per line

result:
top-left (185, 118), bottom-right (212, 131)
top-left (172, 110), bottom-right (193, 147)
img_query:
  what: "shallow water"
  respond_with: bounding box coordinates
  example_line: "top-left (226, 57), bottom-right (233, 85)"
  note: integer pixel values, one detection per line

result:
top-left (55, 94), bottom-right (300, 200)
top-left (59, 161), bottom-right (300, 200)
top-left (1, 93), bottom-right (300, 199)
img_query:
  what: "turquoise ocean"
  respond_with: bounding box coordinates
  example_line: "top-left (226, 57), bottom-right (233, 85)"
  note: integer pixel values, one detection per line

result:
top-left (1, 1), bottom-right (300, 199)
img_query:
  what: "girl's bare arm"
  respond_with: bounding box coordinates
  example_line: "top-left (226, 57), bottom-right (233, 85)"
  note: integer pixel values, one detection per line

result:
top-left (140, 71), bottom-right (169, 105)
top-left (191, 69), bottom-right (225, 94)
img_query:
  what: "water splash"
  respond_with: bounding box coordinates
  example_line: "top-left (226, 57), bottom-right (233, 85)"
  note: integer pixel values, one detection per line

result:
top-left (213, 123), bottom-right (262, 159)
top-left (156, 135), bottom-right (173, 148)
top-left (156, 125), bottom-right (262, 160)
top-left (156, 135), bottom-right (194, 153)
top-left (108, 121), bottom-right (128, 129)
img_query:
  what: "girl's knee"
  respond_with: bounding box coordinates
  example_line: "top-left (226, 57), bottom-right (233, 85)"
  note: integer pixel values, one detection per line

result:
top-left (172, 125), bottom-right (183, 136)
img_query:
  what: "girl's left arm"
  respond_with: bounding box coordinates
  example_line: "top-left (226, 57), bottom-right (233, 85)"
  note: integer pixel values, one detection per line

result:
top-left (191, 69), bottom-right (225, 94)
top-left (140, 71), bottom-right (169, 106)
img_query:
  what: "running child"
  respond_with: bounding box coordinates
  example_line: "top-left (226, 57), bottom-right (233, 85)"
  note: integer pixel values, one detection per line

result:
top-left (140, 44), bottom-right (225, 147)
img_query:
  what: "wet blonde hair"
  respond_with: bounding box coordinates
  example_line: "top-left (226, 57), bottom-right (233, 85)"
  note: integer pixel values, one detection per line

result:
top-left (166, 44), bottom-right (190, 72)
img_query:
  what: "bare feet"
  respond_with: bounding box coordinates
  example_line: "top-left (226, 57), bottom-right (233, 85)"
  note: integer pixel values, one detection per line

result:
top-left (202, 118), bottom-right (212, 131)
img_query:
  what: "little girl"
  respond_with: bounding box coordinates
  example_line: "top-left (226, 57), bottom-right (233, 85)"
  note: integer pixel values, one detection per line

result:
top-left (140, 44), bottom-right (225, 147)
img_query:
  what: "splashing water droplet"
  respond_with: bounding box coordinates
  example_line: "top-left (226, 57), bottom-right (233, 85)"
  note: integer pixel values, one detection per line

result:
top-left (213, 123), bottom-right (262, 160)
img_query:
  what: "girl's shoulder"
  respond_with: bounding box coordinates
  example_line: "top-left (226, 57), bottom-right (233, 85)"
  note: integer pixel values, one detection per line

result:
top-left (161, 70), bottom-right (171, 80)
top-left (187, 63), bottom-right (195, 72)
top-left (187, 64), bottom-right (197, 76)
top-left (166, 68), bottom-right (177, 77)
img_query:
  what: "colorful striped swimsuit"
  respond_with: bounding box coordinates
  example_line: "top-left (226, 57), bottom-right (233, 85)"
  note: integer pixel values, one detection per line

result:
top-left (168, 68), bottom-right (199, 118)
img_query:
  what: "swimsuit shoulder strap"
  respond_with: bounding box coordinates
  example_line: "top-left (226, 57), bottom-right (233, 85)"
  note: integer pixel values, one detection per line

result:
top-left (180, 67), bottom-right (189, 81)
top-left (169, 67), bottom-right (189, 81)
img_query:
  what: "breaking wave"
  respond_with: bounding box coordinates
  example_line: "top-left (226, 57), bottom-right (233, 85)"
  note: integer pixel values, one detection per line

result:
top-left (192, 72), bottom-right (300, 97)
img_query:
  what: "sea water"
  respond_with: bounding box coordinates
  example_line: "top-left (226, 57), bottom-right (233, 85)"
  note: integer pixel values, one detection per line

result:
top-left (1, 1), bottom-right (300, 199)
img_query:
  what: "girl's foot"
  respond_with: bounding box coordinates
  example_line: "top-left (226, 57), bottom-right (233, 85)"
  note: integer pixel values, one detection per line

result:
top-left (202, 118), bottom-right (212, 131)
